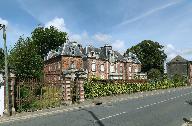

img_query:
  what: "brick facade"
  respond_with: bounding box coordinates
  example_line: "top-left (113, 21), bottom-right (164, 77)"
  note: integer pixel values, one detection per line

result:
top-left (44, 41), bottom-right (143, 82)
top-left (43, 41), bottom-right (145, 103)
top-left (44, 56), bottom-right (62, 83)
top-left (44, 55), bottom-right (83, 83)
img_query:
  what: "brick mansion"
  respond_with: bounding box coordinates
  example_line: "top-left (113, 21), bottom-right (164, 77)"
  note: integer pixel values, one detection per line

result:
top-left (43, 41), bottom-right (146, 83)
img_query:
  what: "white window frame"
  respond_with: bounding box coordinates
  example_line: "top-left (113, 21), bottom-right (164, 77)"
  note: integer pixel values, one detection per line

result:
top-left (110, 64), bottom-right (115, 73)
top-left (58, 62), bottom-right (60, 69)
top-left (129, 66), bottom-right (132, 72)
top-left (135, 67), bottom-right (138, 72)
top-left (120, 66), bottom-right (123, 73)
top-left (100, 64), bottom-right (104, 72)
top-left (92, 62), bottom-right (96, 72)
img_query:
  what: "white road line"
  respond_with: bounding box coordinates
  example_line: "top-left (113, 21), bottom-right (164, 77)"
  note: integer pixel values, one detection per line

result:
top-left (96, 90), bottom-right (192, 122)
top-left (98, 112), bottom-right (126, 121)
top-left (136, 91), bottom-right (192, 110)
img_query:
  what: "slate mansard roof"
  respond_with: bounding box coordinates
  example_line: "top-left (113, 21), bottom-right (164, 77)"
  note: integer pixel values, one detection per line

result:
top-left (45, 41), bottom-right (83, 60)
top-left (83, 44), bottom-right (141, 64)
top-left (44, 41), bottom-right (141, 64)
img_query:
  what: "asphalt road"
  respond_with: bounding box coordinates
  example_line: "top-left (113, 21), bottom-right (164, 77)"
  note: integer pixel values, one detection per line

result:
top-left (2, 87), bottom-right (192, 126)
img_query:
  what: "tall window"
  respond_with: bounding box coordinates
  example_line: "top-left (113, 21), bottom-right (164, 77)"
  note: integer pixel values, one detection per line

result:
top-left (135, 67), bottom-right (138, 72)
top-left (120, 66), bottom-right (123, 73)
top-left (58, 62), bottom-right (61, 69)
top-left (129, 66), bottom-right (132, 72)
top-left (92, 62), bottom-right (96, 71)
top-left (110, 64), bottom-right (115, 73)
top-left (100, 64), bottom-right (104, 72)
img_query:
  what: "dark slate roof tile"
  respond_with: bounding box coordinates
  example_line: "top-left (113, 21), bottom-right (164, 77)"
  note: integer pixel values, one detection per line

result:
top-left (168, 55), bottom-right (188, 63)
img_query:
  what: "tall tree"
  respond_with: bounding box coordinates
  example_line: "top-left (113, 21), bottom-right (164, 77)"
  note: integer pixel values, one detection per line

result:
top-left (9, 26), bottom-right (68, 79)
top-left (9, 37), bottom-right (43, 79)
top-left (31, 26), bottom-right (68, 58)
top-left (125, 40), bottom-right (167, 74)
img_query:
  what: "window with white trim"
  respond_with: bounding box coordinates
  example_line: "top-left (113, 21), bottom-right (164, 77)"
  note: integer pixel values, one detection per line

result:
top-left (58, 62), bottom-right (60, 69)
top-left (129, 66), bottom-right (132, 72)
top-left (120, 66), bottom-right (123, 73)
top-left (110, 64), bottom-right (115, 73)
top-left (135, 67), bottom-right (138, 72)
top-left (92, 62), bottom-right (96, 71)
top-left (100, 64), bottom-right (104, 72)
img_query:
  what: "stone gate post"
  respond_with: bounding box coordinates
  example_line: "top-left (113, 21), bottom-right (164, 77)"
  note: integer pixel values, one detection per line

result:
top-left (75, 73), bottom-right (87, 102)
top-left (62, 75), bottom-right (72, 105)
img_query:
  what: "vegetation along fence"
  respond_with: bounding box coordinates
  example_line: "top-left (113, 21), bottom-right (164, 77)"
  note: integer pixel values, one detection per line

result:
top-left (15, 78), bottom-right (63, 112)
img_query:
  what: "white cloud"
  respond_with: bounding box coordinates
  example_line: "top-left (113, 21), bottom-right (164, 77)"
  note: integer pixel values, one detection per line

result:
top-left (0, 17), bottom-right (30, 49)
top-left (0, 18), bottom-right (8, 26)
top-left (111, 40), bottom-right (126, 53)
top-left (93, 33), bottom-right (112, 42)
top-left (182, 48), bottom-right (192, 55)
top-left (164, 44), bottom-right (181, 62)
top-left (45, 17), bottom-right (69, 33)
top-left (45, 17), bottom-right (126, 53)
top-left (117, 1), bottom-right (182, 27)
top-left (70, 31), bottom-right (92, 45)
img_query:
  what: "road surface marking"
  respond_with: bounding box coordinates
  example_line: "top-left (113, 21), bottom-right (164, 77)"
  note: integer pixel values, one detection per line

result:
top-left (97, 112), bottom-right (126, 121)
top-left (136, 91), bottom-right (192, 110)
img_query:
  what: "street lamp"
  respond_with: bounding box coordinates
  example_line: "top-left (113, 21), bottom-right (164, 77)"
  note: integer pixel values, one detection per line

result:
top-left (0, 24), bottom-right (9, 116)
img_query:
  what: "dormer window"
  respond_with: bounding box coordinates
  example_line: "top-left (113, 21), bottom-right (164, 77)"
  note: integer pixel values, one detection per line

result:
top-left (72, 48), bottom-right (75, 55)
top-left (91, 51), bottom-right (94, 57)
top-left (72, 51), bottom-right (75, 55)
top-left (78, 44), bottom-right (81, 49)
top-left (69, 47), bottom-right (71, 52)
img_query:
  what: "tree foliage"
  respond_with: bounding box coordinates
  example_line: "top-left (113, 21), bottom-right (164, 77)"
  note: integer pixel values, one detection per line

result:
top-left (9, 26), bottom-right (68, 79)
top-left (9, 37), bottom-right (43, 79)
top-left (147, 68), bottom-right (161, 80)
top-left (31, 26), bottom-right (68, 58)
top-left (125, 40), bottom-right (167, 74)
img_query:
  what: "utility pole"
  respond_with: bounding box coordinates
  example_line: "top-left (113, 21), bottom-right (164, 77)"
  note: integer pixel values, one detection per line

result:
top-left (0, 24), bottom-right (9, 116)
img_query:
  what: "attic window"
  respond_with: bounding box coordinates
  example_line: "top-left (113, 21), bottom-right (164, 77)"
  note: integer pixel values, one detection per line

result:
top-left (91, 52), bottom-right (94, 56)
top-left (78, 44), bottom-right (81, 49)
top-left (72, 48), bottom-right (75, 55)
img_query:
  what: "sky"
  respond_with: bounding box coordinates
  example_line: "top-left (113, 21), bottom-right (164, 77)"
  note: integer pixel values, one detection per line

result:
top-left (0, 0), bottom-right (192, 62)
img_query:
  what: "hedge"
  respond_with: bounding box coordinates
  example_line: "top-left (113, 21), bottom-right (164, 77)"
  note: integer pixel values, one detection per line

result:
top-left (84, 79), bottom-right (187, 99)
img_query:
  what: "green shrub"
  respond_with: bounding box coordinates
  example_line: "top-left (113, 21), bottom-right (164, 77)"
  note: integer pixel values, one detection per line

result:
top-left (148, 68), bottom-right (162, 81)
top-left (84, 78), bottom-right (187, 99)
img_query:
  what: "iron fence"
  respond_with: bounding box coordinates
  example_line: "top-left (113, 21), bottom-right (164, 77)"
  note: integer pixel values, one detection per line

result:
top-left (15, 78), bottom-right (63, 112)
